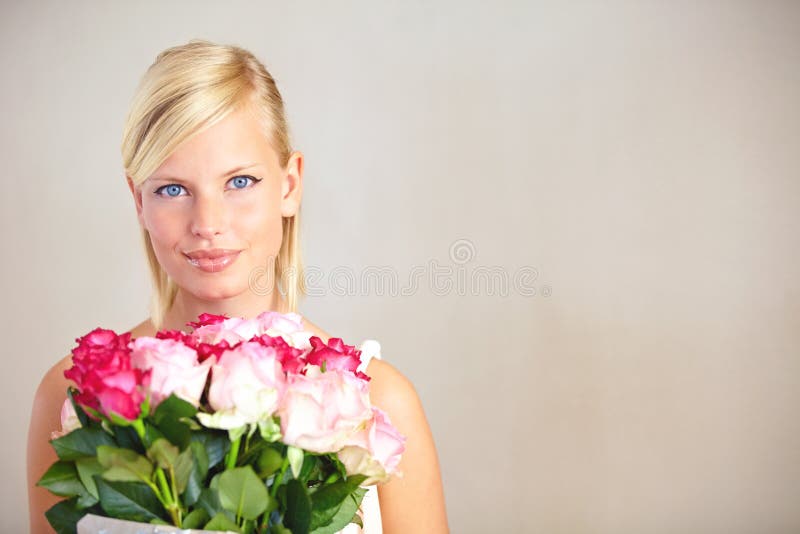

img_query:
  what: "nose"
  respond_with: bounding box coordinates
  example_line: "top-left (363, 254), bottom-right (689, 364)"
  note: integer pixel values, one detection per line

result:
top-left (190, 194), bottom-right (228, 239)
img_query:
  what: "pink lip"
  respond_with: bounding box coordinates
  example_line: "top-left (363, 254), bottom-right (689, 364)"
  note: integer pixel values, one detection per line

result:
top-left (183, 250), bottom-right (241, 273)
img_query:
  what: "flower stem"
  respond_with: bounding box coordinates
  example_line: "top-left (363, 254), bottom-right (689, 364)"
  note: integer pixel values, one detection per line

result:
top-left (131, 419), bottom-right (146, 441)
top-left (269, 456), bottom-right (290, 498)
top-left (168, 465), bottom-right (183, 525)
top-left (155, 467), bottom-right (181, 526)
top-left (226, 436), bottom-right (241, 470)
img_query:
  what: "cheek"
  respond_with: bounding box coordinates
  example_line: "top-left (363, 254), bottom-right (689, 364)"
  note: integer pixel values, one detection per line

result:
top-left (236, 194), bottom-right (284, 247)
top-left (142, 204), bottom-right (184, 246)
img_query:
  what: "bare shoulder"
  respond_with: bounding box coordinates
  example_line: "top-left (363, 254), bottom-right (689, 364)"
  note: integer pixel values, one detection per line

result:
top-left (27, 353), bottom-right (74, 532)
top-left (31, 353), bottom-right (74, 430)
top-left (364, 358), bottom-right (419, 412)
top-left (299, 316), bottom-right (332, 342)
top-left (363, 358), bottom-right (450, 531)
top-left (127, 317), bottom-right (156, 338)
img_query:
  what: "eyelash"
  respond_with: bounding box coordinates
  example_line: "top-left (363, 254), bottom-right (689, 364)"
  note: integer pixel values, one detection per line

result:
top-left (153, 175), bottom-right (262, 198)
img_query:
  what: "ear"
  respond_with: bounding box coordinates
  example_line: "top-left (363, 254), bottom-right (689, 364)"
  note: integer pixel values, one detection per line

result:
top-left (280, 151), bottom-right (304, 218)
top-left (126, 175), bottom-right (145, 228)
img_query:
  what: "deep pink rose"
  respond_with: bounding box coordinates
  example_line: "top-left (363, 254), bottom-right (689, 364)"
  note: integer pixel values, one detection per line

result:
top-left (194, 339), bottom-right (235, 363)
top-left (186, 313), bottom-right (229, 329)
top-left (254, 334), bottom-right (307, 374)
top-left (277, 369), bottom-right (372, 453)
top-left (156, 329), bottom-right (195, 344)
top-left (129, 337), bottom-right (211, 408)
top-left (306, 336), bottom-right (370, 381)
top-left (64, 328), bottom-right (150, 421)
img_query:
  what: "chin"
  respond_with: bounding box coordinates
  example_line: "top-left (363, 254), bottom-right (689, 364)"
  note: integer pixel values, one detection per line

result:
top-left (169, 269), bottom-right (247, 300)
top-left (192, 279), bottom-right (248, 300)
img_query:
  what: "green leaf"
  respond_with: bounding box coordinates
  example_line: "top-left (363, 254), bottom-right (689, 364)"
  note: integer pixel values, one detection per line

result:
top-left (184, 441), bottom-right (209, 506)
top-left (192, 431), bottom-right (230, 469)
top-left (146, 438), bottom-right (179, 469)
top-left (182, 507), bottom-right (210, 528)
top-left (285, 478), bottom-right (312, 534)
top-left (142, 422), bottom-right (166, 449)
top-left (51, 428), bottom-right (115, 461)
top-left (256, 446), bottom-right (283, 478)
top-left (173, 445), bottom-right (194, 494)
top-left (37, 461), bottom-right (84, 497)
top-left (204, 512), bottom-right (241, 532)
top-left (311, 487), bottom-right (367, 534)
top-left (287, 446), bottom-right (304, 479)
top-left (238, 436), bottom-right (267, 466)
top-left (309, 475), bottom-right (367, 530)
top-left (217, 466), bottom-right (270, 520)
top-left (299, 453), bottom-right (319, 483)
top-left (94, 476), bottom-right (166, 522)
top-left (44, 497), bottom-right (86, 534)
top-left (75, 458), bottom-right (103, 499)
top-left (97, 445), bottom-right (153, 483)
top-left (153, 394), bottom-right (197, 450)
top-left (196, 488), bottom-right (226, 519)
top-left (110, 424), bottom-right (143, 453)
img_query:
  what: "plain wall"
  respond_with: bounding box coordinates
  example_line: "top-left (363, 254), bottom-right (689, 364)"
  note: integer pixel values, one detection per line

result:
top-left (2, 1), bottom-right (799, 532)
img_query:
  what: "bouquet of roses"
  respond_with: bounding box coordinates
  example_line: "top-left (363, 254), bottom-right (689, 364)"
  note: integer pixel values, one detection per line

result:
top-left (37, 312), bottom-right (405, 534)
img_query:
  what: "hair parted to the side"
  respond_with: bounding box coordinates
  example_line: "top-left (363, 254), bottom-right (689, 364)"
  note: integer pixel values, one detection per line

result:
top-left (120, 39), bottom-right (306, 329)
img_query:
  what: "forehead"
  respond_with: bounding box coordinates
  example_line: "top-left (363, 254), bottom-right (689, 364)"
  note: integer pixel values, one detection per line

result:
top-left (149, 108), bottom-right (277, 181)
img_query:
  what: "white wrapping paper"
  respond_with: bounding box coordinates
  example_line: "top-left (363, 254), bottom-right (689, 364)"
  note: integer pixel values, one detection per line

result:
top-left (76, 514), bottom-right (237, 534)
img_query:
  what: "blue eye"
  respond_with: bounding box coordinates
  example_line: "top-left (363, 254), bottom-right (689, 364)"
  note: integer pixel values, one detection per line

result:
top-left (153, 175), bottom-right (261, 198)
top-left (229, 175), bottom-right (261, 189)
top-left (154, 184), bottom-right (186, 197)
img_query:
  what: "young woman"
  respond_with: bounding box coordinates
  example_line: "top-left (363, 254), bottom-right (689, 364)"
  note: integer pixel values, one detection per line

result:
top-left (27, 39), bottom-right (448, 533)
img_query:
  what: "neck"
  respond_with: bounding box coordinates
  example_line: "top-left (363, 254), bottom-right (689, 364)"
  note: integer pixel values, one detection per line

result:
top-left (159, 286), bottom-right (289, 333)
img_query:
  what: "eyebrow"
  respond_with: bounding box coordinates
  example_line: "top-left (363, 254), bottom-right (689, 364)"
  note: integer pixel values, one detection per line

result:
top-left (149, 163), bottom-right (261, 183)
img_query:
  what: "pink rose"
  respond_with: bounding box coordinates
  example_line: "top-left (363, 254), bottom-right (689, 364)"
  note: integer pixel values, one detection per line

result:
top-left (278, 369), bottom-right (372, 453)
top-left (156, 329), bottom-right (231, 364)
top-left (255, 311), bottom-right (303, 333)
top-left (337, 407), bottom-right (406, 484)
top-left (64, 328), bottom-right (150, 422)
top-left (196, 341), bottom-right (287, 432)
top-left (50, 398), bottom-right (81, 440)
top-left (192, 316), bottom-right (261, 346)
top-left (306, 336), bottom-right (370, 381)
top-left (256, 311), bottom-right (312, 350)
top-left (129, 337), bottom-right (211, 408)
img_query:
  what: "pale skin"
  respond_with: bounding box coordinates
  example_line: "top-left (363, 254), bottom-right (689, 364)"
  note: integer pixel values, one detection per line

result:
top-left (27, 106), bottom-right (449, 532)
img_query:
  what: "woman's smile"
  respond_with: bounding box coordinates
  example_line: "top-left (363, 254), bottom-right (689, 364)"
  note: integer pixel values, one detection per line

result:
top-left (183, 249), bottom-right (242, 273)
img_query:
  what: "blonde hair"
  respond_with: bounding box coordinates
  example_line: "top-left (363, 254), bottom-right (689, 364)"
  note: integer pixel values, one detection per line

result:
top-left (121, 39), bottom-right (306, 329)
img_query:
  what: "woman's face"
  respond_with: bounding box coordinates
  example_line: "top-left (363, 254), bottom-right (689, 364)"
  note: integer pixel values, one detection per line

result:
top-left (127, 107), bottom-right (302, 302)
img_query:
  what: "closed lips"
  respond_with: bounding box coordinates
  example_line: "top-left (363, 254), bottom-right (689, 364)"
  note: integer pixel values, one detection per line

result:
top-left (184, 249), bottom-right (241, 259)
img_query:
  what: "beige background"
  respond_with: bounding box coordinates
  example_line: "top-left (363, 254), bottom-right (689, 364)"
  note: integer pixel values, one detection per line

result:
top-left (2, 1), bottom-right (799, 532)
